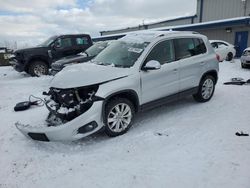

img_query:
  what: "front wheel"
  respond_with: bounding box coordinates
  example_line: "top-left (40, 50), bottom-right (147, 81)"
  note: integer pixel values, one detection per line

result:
top-left (193, 75), bottom-right (215, 103)
top-left (104, 98), bottom-right (135, 137)
top-left (29, 61), bottom-right (49, 77)
top-left (241, 63), bottom-right (247, 69)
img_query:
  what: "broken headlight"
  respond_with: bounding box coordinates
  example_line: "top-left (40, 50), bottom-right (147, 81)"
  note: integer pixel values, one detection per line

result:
top-left (45, 84), bottom-right (101, 126)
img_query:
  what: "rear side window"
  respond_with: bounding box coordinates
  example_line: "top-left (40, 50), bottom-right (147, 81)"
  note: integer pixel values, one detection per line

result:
top-left (174, 38), bottom-right (207, 60)
top-left (211, 42), bottom-right (218, 49)
top-left (76, 37), bottom-right (89, 45)
top-left (193, 38), bottom-right (207, 55)
top-left (145, 40), bottom-right (175, 65)
top-left (217, 42), bottom-right (228, 47)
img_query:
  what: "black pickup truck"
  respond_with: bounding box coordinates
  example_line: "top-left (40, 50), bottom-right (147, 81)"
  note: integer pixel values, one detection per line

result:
top-left (10, 34), bottom-right (92, 76)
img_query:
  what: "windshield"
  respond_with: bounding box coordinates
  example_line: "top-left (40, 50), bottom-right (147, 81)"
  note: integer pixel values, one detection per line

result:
top-left (85, 42), bottom-right (108, 57)
top-left (38, 36), bottom-right (57, 47)
top-left (93, 41), bottom-right (148, 68)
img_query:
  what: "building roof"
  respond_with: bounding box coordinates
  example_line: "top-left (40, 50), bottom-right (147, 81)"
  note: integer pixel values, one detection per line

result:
top-left (99, 15), bottom-right (196, 33)
top-left (155, 16), bottom-right (250, 31)
top-left (93, 16), bottom-right (250, 42)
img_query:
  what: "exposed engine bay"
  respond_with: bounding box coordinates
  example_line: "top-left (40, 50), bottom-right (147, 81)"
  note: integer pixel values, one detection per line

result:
top-left (44, 84), bottom-right (101, 126)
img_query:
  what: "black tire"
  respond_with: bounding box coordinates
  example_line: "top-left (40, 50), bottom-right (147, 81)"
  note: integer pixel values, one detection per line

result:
top-left (241, 63), bottom-right (247, 69)
top-left (226, 52), bottom-right (233, 61)
top-left (104, 98), bottom-right (135, 137)
top-left (193, 75), bottom-right (215, 103)
top-left (28, 61), bottom-right (49, 77)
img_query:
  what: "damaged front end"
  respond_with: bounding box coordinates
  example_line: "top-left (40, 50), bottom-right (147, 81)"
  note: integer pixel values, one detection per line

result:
top-left (44, 84), bottom-right (103, 126)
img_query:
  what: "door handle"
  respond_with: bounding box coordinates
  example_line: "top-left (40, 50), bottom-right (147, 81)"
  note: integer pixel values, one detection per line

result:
top-left (200, 62), bottom-right (205, 65)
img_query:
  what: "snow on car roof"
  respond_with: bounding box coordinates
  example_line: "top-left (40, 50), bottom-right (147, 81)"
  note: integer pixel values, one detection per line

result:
top-left (119, 30), bottom-right (188, 43)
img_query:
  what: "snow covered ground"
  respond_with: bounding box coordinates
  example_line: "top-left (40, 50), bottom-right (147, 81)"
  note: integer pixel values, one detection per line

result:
top-left (0, 60), bottom-right (250, 188)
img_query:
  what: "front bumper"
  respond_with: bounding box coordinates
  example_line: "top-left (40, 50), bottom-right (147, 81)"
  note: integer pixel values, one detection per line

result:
top-left (16, 101), bottom-right (104, 141)
top-left (9, 58), bottom-right (25, 72)
top-left (241, 56), bottom-right (250, 65)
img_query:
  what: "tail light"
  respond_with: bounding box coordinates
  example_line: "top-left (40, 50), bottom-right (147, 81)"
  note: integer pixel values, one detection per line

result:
top-left (216, 54), bottom-right (220, 62)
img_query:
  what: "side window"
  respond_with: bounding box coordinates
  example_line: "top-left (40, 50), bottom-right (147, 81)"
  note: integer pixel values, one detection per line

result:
top-left (76, 37), bottom-right (89, 45)
top-left (57, 38), bottom-right (72, 48)
top-left (174, 38), bottom-right (194, 60)
top-left (217, 42), bottom-right (228, 47)
top-left (192, 38), bottom-right (207, 55)
top-left (145, 40), bottom-right (175, 65)
top-left (211, 42), bottom-right (218, 49)
top-left (174, 38), bottom-right (207, 60)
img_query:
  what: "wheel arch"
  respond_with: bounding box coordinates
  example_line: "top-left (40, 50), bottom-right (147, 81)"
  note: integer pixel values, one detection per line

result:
top-left (102, 89), bottom-right (140, 119)
top-left (201, 70), bottom-right (218, 84)
top-left (25, 56), bottom-right (49, 72)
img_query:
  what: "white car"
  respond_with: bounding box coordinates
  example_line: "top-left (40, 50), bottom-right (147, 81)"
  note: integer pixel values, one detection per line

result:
top-left (16, 31), bottom-right (219, 142)
top-left (210, 40), bottom-right (236, 61)
top-left (241, 47), bottom-right (250, 68)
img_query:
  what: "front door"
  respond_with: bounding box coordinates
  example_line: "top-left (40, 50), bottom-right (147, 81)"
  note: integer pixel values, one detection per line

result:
top-left (140, 40), bottom-right (179, 104)
top-left (234, 31), bottom-right (248, 57)
top-left (51, 37), bottom-right (75, 60)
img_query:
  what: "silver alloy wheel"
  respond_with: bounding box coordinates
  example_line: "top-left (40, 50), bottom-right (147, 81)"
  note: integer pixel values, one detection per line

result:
top-left (34, 64), bottom-right (46, 76)
top-left (201, 78), bottom-right (214, 99)
top-left (107, 103), bottom-right (132, 133)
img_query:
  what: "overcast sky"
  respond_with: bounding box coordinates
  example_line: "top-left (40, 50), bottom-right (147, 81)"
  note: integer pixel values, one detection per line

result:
top-left (0, 0), bottom-right (197, 48)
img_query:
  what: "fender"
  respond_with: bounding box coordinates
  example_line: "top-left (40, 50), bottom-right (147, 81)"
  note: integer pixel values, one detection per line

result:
top-left (101, 89), bottom-right (140, 120)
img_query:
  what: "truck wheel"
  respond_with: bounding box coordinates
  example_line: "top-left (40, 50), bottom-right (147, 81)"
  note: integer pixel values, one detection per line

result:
top-left (104, 98), bottom-right (135, 137)
top-left (193, 75), bottom-right (215, 103)
top-left (29, 61), bottom-right (49, 77)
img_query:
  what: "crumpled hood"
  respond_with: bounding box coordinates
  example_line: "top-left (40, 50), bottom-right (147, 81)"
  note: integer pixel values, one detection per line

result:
top-left (51, 62), bottom-right (132, 89)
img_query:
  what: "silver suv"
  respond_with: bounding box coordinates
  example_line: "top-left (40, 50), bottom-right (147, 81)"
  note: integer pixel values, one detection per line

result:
top-left (16, 31), bottom-right (219, 141)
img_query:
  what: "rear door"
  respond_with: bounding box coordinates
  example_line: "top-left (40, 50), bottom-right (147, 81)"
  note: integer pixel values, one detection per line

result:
top-left (140, 39), bottom-right (179, 104)
top-left (174, 38), bottom-right (207, 92)
top-left (74, 35), bottom-right (92, 54)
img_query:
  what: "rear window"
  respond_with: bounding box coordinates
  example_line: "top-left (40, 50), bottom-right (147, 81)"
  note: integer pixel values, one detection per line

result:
top-left (174, 38), bottom-right (207, 60)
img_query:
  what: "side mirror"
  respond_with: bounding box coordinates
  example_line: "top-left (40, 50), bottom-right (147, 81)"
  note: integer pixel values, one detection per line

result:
top-left (142, 60), bottom-right (161, 71)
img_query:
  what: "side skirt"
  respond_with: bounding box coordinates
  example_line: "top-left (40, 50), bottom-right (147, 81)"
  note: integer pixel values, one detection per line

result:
top-left (139, 87), bottom-right (198, 112)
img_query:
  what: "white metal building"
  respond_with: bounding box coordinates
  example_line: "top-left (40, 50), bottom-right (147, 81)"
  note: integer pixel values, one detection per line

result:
top-left (96, 0), bottom-right (250, 57)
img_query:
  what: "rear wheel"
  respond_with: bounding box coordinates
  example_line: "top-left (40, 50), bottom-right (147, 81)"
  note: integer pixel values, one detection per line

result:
top-left (29, 61), bottom-right (49, 77)
top-left (193, 75), bottom-right (215, 103)
top-left (226, 52), bottom-right (233, 61)
top-left (104, 98), bottom-right (135, 137)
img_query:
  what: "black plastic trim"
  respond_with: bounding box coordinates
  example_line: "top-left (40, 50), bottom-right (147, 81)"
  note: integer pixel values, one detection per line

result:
top-left (28, 133), bottom-right (49, 142)
top-left (140, 87), bottom-right (198, 111)
top-left (78, 121), bottom-right (98, 134)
